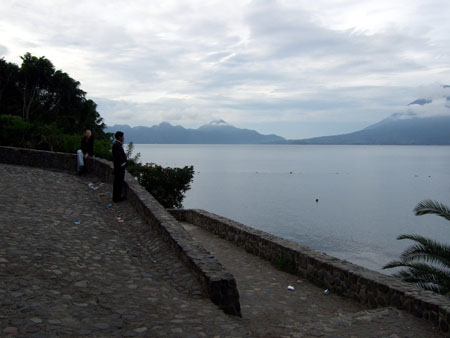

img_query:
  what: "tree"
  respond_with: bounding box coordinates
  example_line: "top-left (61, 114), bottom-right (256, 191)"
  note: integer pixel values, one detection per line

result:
top-left (0, 58), bottom-right (20, 115)
top-left (19, 53), bottom-right (55, 121)
top-left (0, 53), bottom-right (107, 140)
top-left (384, 200), bottom-right (450, 295)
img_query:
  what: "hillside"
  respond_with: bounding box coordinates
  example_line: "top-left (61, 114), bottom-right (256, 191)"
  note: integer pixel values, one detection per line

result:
top-left (289, 115), bottom-right (450, 145)
top-left (290, 91), bottom-right (450, 145)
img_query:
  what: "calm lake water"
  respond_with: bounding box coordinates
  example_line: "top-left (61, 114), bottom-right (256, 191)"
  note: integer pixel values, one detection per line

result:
top-left (134, 144), bottom-right (450, 273)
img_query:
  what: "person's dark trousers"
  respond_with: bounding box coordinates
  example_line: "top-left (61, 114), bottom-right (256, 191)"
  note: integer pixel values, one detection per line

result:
top-left (113, 168), bottom-right (125, 202)
top-left (82, 156), bottom-right (89, 174)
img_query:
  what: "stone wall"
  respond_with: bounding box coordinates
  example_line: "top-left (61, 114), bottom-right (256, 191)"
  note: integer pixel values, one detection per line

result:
top-left (0, 146), bottom-right (241, 316)
top-left (169, 208), bottom-right (450, 334)
top-left (0, 146), bottom-right (77, 171)
top-left (122, 177), bottom-right (241, 316)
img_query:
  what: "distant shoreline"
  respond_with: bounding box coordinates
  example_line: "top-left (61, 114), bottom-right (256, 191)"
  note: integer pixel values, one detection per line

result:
top-left (110, 114), bottom-right (450, 146)
top-left (130, 143), bottom-right (450, 146)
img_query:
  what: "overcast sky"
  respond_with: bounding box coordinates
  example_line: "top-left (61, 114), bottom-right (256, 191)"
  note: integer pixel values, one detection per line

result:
top-left (1, 0), bottom-right (450, 138)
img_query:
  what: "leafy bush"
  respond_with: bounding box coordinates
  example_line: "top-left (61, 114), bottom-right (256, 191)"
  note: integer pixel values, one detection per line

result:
top-left (126, 143), bottom-right (194, 208)
top-left (0, 115), bottom-right (33, 147)
top-left (0, 114), bottom-right (112, 158)
top-left (128, 163), bottom-right (194, 208)
top-left (93, 138), bottom-right (113, 160)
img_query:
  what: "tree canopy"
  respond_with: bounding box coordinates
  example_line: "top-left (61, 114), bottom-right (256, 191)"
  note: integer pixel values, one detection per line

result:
top-left (0, 53), bottom-right (105, 137)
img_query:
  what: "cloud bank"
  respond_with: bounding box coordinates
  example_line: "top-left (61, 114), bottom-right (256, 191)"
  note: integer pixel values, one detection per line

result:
top-left (403, 84), bottom-right (450, 118)
top-left (1, 0), bottom-right (450, 138)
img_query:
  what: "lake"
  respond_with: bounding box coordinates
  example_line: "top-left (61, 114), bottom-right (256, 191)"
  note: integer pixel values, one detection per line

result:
top-left (134, 144), bottom-right (450, 273)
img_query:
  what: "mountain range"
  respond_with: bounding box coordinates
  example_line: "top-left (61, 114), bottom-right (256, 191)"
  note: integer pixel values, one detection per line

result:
top-left (106, 120), bottom-right (285, 144)
top-left (107, 92), bottom-right (450, 145)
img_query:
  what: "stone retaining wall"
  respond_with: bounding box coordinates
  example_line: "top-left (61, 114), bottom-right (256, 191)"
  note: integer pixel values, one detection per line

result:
top-left (0, 146), bottom-right (77, 172)
top-left (169, 208), bottom-right (450, 334)
top-left (0, 146), bottom-right (241, 316)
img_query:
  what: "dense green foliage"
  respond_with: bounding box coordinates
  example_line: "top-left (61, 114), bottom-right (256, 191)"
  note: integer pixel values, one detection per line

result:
top-left (1, 53), bottom-right (106, 136)
top-left (0, 53), bottom-right (111, 157)
top-left (0, 114), bottom-right (112, 158)
top-left (384, 200), bottom-right (450, 296)
top-left (126, 143), bottom-right (194, 208)
top-left (271, 255), bottom-right (297, 275)
top-left (0, 53), bottom-right (195, 207)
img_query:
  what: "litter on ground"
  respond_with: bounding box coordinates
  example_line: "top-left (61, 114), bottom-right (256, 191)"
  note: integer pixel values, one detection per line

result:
top-left (88, 183), bottom-right (98, 190)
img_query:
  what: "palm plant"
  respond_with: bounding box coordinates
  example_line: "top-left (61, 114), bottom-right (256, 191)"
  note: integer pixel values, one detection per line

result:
top-left (383, 200), bottom-right (450, 295)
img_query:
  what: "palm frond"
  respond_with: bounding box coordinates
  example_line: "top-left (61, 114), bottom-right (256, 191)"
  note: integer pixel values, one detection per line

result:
top-left (395, 234), bottom-right (450, 268)
top-left (383, 260), bottom-right (407, 269)
top-left (414, 200), bottom-right (450, 221)
top-left (403, 263), bottom-right (450, 282)
top-left (388, 262), bottom-right (450, 294)
top-left (385, 199), bottom-right (450, 295)
top-left (415, 281), bottom-right (444, 294)
top-left (386, 261), bottom-right (450, 280)
top-left (393, 268), bottom-right (445, 293)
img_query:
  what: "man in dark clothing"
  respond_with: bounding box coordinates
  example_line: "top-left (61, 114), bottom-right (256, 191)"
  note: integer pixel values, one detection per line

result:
top-left (81, 129), bottom-right (94, 157)
top-left (112, 131), bottom-right (127, 202)
top-left (78, 129), bottom-right (94, 174)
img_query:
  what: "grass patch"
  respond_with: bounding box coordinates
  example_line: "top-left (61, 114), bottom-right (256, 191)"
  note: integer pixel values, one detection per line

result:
top-left (217, 233), bottom-right (226, 240)
top-left (245, 247), bottom-right (255, 255)
top-left (271, 255), bottom-right (297, 275)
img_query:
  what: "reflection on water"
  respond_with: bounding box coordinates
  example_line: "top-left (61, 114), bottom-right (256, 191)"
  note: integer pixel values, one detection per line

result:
top-left (135, 144), bottom-right (450, 273)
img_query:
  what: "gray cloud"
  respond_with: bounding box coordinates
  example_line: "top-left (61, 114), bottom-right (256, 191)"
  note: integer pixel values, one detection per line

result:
top-left (400, 84), bottom-right (450, 118)
top-left (0, 44), bottom-right (7, 56)
top-left (1, 0), bottom-right (449, 137)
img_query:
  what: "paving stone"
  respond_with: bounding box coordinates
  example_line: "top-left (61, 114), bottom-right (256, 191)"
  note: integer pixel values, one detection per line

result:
top-left (79, 328), bottom-right (92, 335)
top-left (30, 317), bottom-right (43, 324)
top-left (26, 326), bottom-right (40, 333)
top-left (3, 327), bottom-right (19, 334)
top-left (113, 319), bottom-right (124, 328)
top-left (93, 322), bottom-right (109, 330)
top-left (9, 318), bottom-right (25, 326)
top-left (74, 281), bottom-right (88, 288)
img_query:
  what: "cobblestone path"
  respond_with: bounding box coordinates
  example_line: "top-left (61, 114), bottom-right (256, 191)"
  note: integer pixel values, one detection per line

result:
top-left (181, 223), bottom-right (444, 338)
top-left (0, 164), bottom-right (444, 337)
top-left (0, 164), bottom-right (248, 337)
